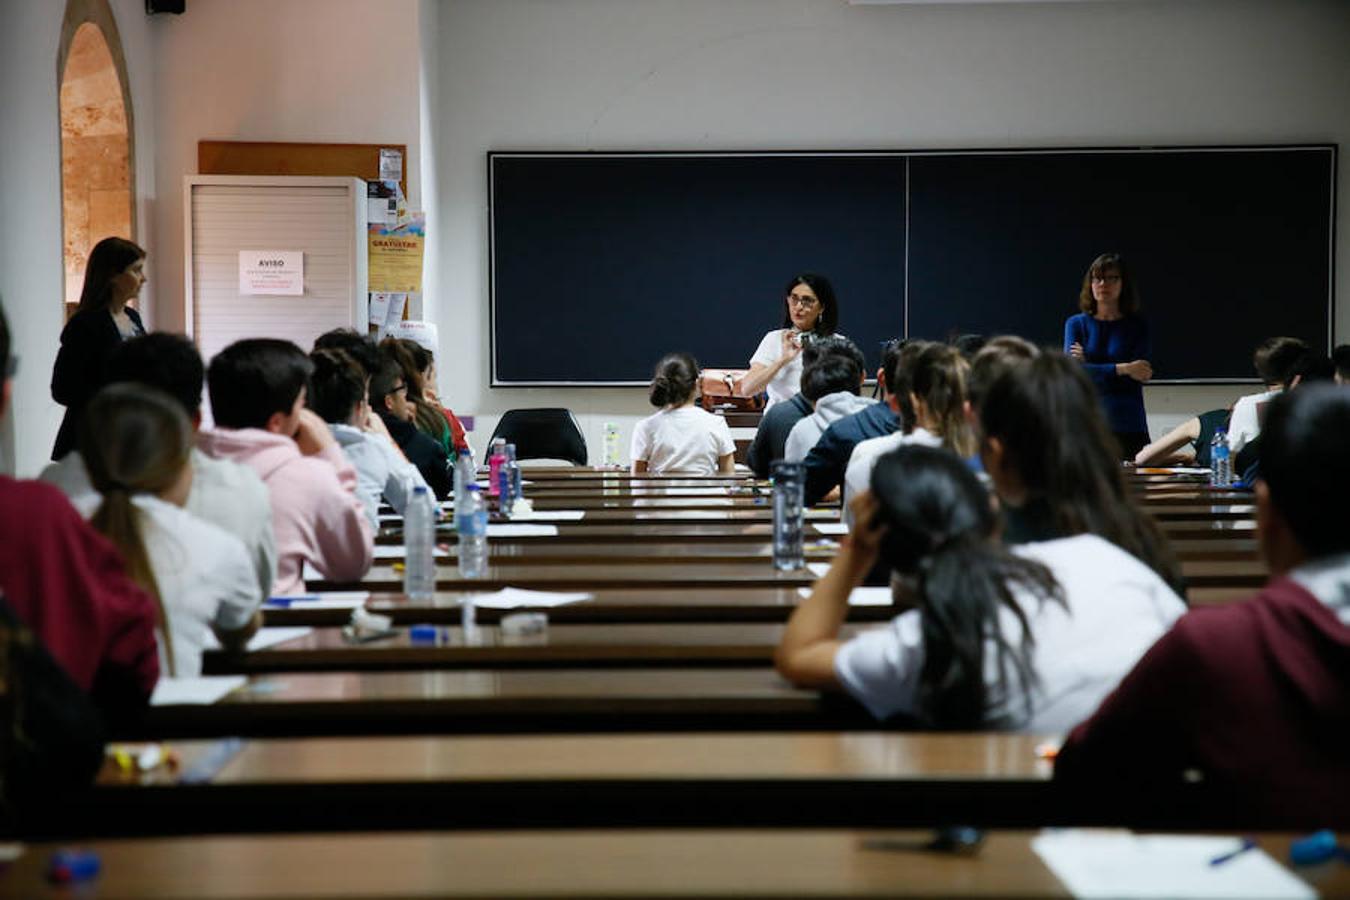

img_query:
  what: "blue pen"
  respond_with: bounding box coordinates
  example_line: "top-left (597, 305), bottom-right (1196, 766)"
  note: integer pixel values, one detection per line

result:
top-left (1210, 837), bottom-right (1257, 866)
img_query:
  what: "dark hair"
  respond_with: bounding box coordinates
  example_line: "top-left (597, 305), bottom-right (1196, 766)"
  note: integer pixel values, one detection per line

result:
top-left (106, 333), bottom-right (205, 418)
top-left (380, 338), bottom-right (449, 442)
top-left (910, 344), bottom-right (976, 458)
top-left (780, 273), bottom-right (839, 336)
top-left (369, 354), bottom-right (406, 411)
top-left (314, 328), bottom-right (382, 376)
top-left (889, 340), bottom-right (932, 434)
top-left (967, 335), bottom-right (1040, 412)
top-left (78, 237), bottom-right (146, 314)
top-left (0, 296), bottom-right (10, 381)
top-left (952, 333), bottom-right (987, 361)
top-left (79, 383), bottom-right (190, 676)
top-left (1077, 252), bottom-right (1140, 316)
top-left (871, 446), bottom-right (1062, 729)
top-left (649, 352), bottom-right (699, 408)
top-left (1262, 384), bottom-right (1350, 558)
top-left (1252, 336), bottom-right (1312, 387)
top-left (308, 349), bottom-right (368, 424)
top-left (879, 338), bottom-right (908, 399)
top-left (980, 353), bottom-right (1182, 591)
top-left (207, 339), bottom-right (312, 429)
top-left (1333, 345), bottom-right (1350, 381)
top-left (800, 335), bottom-right (866, 403)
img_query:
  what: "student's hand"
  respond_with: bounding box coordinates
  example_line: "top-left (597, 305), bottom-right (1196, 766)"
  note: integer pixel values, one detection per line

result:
top-left (294, 408), bottom-right (337, 456)
top-left (841, 491), bottom-right (886, 576)
top-left (363, 406), bottom-right (393, 441)
top-left (1118, 359), bottom-right (1153, 382)
top-left (1068, 342), bottom-right (1085, 361)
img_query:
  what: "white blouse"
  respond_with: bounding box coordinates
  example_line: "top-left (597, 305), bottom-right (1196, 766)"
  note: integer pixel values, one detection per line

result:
top-left (630, 406), bottom-right (736, 475)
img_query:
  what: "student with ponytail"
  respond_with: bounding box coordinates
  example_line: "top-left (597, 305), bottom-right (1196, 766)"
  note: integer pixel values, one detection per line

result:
top-left (81, 384), bottom-right (261, 678)
top-left (631, 352), bottom-right (735, 475)
top-left (776, 446), bottom-right (1185, 731)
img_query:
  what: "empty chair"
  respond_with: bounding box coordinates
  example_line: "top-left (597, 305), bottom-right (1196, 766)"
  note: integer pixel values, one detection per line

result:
top-left (487, 408), bottom-right (588, 466)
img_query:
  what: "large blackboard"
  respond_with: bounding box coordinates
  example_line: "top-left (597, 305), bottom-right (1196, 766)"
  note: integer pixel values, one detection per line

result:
top-left (489, 147), bottom-right (1334, 384)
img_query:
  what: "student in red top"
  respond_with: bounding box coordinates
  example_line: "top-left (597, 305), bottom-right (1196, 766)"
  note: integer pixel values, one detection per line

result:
top-left (0, 298), bottom-right (159, 715)
top-left (1055, 383), bottom-right (1350, 825)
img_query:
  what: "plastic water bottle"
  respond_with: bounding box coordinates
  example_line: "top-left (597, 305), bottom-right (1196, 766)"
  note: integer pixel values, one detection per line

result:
top-left (602, 422), bottom-right (620, 468)
top-left (456, 484), bottom-right (489, 578)
top-left (771, 461), bottom-right (806, 571)
top-left (403, 486), bottom-right (437, 601)
top-left (506, 442), bottom-right (523, 503)
top-left (497, 443), bottom-right (517, 517)
top-left (1210, 429), bottom-right (1232, 487)
top-left (452, 448), bottom-right (474, 502)
top-left (487, 438), bottom-right (507, 497)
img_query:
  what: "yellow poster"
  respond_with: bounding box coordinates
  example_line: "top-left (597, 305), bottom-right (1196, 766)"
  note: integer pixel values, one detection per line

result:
top-left (368, 213), bottom-right (425, 292)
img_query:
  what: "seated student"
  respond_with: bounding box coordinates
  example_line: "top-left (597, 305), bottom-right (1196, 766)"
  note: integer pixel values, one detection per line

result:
top-left (783, 336), bottom-right (875, 463)
top-left (979, 354), bottom-right (1183, 592)
top-left (1056, 385), bottom-right (1350, 821)
top-left (371, 350), bottom-right (453, 499)
top-left (775, 446), bottom-right (1186, 732)
top-left (1227, 336), bottom-right (1312, 458)
top-left (81, 384), bottom-right (261, 677)
top-left (745, 339), bottom-right (841, 478)
top-left (631, 352), bottom-right (735, 476)
top-left (0, 300), bottom-right (159, 714)
top-left (1334, 344), bottom-right (1350, 385)
top-left (381, 337), bottom-right (466, 455)
top-left (308, 348), bottom-right (429, 527)
top-left (198, 339), bottom-right (373, 595)
top-left (1230, 352), bottom-right (1334, 485)
top-left (1133, 408), bottom-right (1231, 468)
top-left (40, 333), bottom-right (277, 599)
top-left (844, 343), bottom-right (976, 510)
top-left (802, 338), bottom-right (919, 506)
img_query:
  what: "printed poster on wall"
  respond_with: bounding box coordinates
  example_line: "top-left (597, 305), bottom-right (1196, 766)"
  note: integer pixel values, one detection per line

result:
top-left (239, 250), bottom-right (304, 296)
top-left (368, 213), bottom-right (424, 293)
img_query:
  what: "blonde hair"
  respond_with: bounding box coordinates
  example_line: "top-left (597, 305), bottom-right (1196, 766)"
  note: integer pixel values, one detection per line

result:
top-left (911, 344), bottom-right (976, 459)
top-left (79, 384), bottom-right (192, 676)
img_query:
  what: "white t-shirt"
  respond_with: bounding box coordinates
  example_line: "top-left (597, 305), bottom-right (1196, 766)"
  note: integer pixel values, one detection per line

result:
top-left (1227, 387), bottom-right (1280, 456)
top-left (749, 329), bottom-right (805, 409)
top-left (630, 405), bottom-right (736, 475)
top-left (843, 427), bottom-right (944, 514)
top-left (134, 494), bottom-right (262, 678)
top-left (833, 533), bottom-right (1186, 733)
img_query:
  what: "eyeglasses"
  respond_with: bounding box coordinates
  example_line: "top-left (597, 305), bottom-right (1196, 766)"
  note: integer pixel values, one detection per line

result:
top-left (787, 294), bottom-right (820, 309)
top-left (1091, 274), bottom-right (1122, 284)
top-left (390, 382), bottom-right (408, 396)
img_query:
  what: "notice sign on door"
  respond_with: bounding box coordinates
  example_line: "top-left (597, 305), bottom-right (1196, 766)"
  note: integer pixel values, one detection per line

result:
top-left (239, 250), bottom-right (304, 296)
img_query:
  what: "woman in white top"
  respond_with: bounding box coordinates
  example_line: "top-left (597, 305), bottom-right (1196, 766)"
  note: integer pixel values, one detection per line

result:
top-left (735, 274), bottom-right (841, 409)
top-left (80, 383), bottom-right (262, 678)
top-left (631, 352), bottom-right (736, 476)
top-left (776, 446), bottom-right (1186, 733)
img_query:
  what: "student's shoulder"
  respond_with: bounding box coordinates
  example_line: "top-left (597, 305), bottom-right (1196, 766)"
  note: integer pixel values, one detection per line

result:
top-left (0, 476), bottom-right (85, 527)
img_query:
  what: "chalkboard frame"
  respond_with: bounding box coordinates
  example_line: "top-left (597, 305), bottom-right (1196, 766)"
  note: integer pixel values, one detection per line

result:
top-left (488, 145), bottom-right (1336, 387)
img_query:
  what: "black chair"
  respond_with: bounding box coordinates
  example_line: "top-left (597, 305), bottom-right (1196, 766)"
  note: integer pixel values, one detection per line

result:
top-left (486, 408), bottom-right (588, 466)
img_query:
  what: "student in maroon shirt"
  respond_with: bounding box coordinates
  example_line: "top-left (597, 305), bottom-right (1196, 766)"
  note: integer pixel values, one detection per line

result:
top-left (0, 299), bottom-right (159, 715)
top-left (1056, 384), bottom-right (1350, 825)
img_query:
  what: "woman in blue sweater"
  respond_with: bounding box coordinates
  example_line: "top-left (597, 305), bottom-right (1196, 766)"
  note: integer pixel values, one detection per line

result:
top-left (1064, 253), bottom-right (1153, 459)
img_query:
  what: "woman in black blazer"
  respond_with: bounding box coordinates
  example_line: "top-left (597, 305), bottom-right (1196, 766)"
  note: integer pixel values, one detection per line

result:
top-left (50, 237), bottom-right (148, 460)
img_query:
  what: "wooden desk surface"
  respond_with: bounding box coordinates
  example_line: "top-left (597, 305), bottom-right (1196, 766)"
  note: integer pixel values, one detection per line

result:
top-left (5, 830), bottom-right (1342, 899)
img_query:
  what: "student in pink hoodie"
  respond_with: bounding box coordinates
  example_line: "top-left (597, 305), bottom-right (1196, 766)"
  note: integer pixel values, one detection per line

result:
top-left (198, 339), bottom-right (373, 595)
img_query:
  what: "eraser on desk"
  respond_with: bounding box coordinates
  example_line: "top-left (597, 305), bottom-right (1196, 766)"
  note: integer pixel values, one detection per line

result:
top-left (47, 849), bottom-right (100, 884)
top-left (1289, 829), bottom-right (1339, 866)
top-left (409, 624), bottom-right (440, 643)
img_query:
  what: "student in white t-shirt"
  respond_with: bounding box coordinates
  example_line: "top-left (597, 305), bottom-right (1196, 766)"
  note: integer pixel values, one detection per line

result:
top-left (1227, 336), bottom-right (1313, 457)
top-left (631, 352), bottom-right (736, 476)
top-left (776, 446), bottom-right (1186, 733)
top-left (734, 274), bottom-right (841, 409)
top-left (79, 384), bottom-right (261, 678)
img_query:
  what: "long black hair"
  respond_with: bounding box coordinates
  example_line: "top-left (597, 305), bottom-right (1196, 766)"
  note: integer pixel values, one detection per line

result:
top-left (780, 273), bottom-right (839, 335)
top-left (871, 446), bottom-right (1063, 729)
top-left (979, 353), bottom-right (1183, 592)
top-left (78, 236), bottom-right (145, 314)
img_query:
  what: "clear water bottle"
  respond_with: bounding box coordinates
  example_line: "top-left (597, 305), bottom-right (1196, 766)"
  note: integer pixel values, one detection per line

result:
top-left (602, 422), bottom-right (620, 468)
top-left (403, 486), bottom-right (437, 601)
top-left (1210, 429), bottom-right (1232, 487)
top-left (498, 443), bottom-right (517, 518)
top-left (506, 442), bottom-right (523, 502)
top-left (456, 484), bottom-right (489, 578)
top-left (771, 460), bottom-right (806, 571)
top-left (487, 437), bottom-right (507, 497)
top-left (452, 447), bottom-right (474, 502)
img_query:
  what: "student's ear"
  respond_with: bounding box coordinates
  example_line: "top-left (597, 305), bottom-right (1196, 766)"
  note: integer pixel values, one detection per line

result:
top-left (1254, 480), bottom-right (1304, 575)
top-left (264, 408), bottom-right (290, 434)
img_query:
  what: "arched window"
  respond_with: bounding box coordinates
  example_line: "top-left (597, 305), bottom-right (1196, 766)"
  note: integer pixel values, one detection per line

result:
top-left (57, 0), bottom-right (135, 320)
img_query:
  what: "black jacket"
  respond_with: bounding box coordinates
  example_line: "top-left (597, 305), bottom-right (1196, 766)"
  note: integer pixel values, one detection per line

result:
top-left (380, 413), bottom-right (453, 500)
top-left (50, 306), bottom-right (145, 460)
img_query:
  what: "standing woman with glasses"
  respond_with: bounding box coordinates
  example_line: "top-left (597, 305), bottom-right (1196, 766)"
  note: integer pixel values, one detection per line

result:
top-left (736, 273), bottom-right (840, 410)
top-left (50, 237), bottom-right (148, 460)
top-left (1065, 253), bottom-right (1153, 459)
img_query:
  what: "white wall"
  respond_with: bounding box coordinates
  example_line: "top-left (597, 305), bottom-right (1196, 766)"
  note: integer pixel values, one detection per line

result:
top-left (0, 0), bottom-right (157, 477)
top-left (430, 0), bottom-right (1350, 460)
top-left (149, 0), bottom-right (424, 336)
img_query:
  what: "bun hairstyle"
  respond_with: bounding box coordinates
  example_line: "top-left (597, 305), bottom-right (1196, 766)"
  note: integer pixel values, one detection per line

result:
top-left (77, 236), bottom-right (146, 313)
top-left (79, 383), bottom-right (192, 676)
top-left (649, 352), bottom-right (699, 408)
top-left (870, 446), bottom-right (1062, 729)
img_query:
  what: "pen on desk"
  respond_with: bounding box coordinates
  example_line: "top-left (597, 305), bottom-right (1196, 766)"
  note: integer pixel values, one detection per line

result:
top-left (1209, 837), bottom-right (1257, 866)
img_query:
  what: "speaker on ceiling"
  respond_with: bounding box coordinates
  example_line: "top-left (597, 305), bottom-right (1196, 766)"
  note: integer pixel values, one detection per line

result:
top-left (145, 0), bottom-right (185, 14)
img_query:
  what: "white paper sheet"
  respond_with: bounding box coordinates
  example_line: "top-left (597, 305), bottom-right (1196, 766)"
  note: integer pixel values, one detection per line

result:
top-left (514, 509), bottom-right (586, 521)
top-left (372, 544), bottom-right (450, 560)
top-left (378, 513), bottom-right (402, 523)
top-left (268, 590), bottom-right (370, 610)
top-left (797, 586), bottom-right (893, 607)
top-left (467, 587), bottom-right (593, 609)
top-left (812, 522), bottom-right (849, 536)
top-left (1031, 831), bottom-right (1314, 899)
top-left (485, 523), bottom-right (559, 537)
top-left (244, 627), bottom-right (314, 651)
top-left (150, 676), bottom-right (247, 707)
top-left (807, 562), bottom-right (831, 578)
